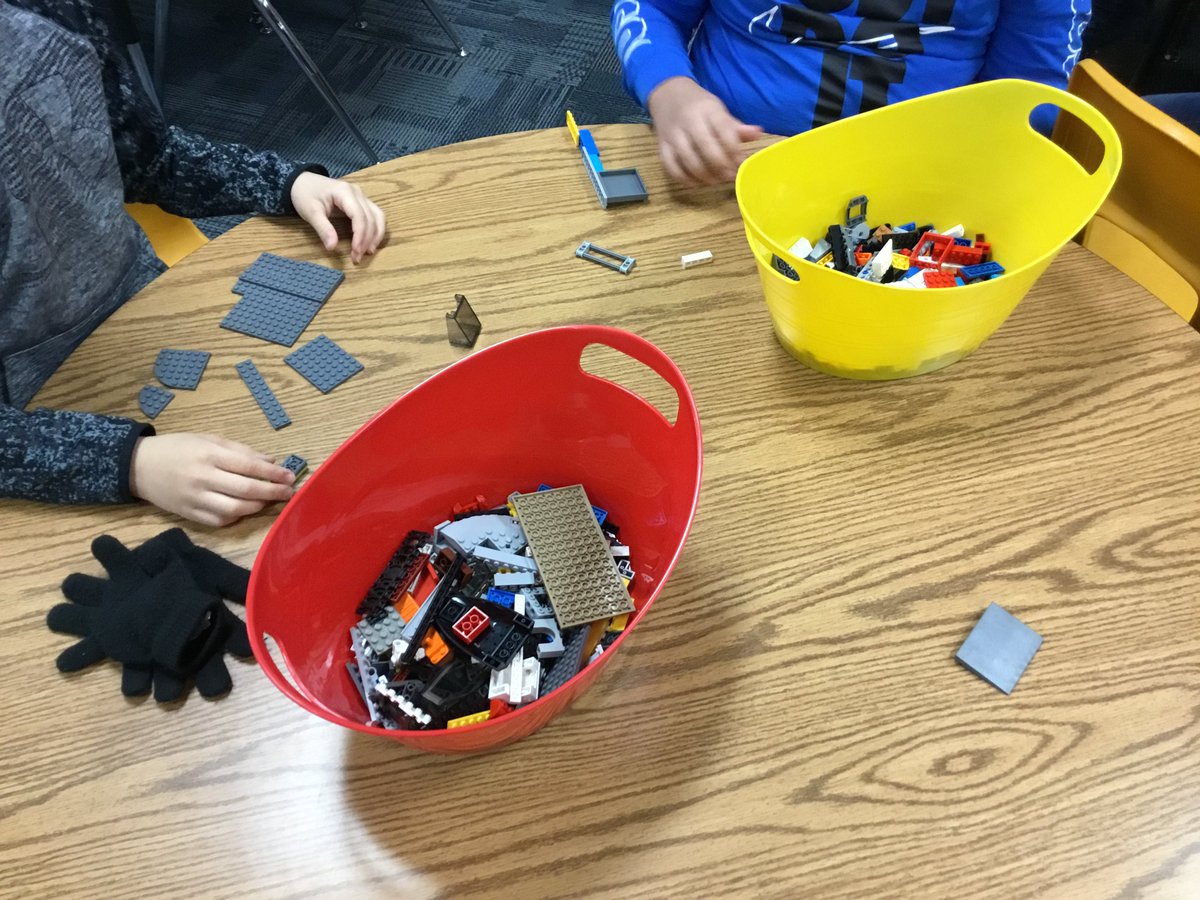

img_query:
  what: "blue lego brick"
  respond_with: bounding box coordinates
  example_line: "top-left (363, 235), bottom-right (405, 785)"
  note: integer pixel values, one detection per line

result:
top-left (486, 587), bottom-right (516, 609)
top-left (154, 349), bottom-right (210, 390)
top-left (280, 454), bottom-right (308, 479)
top-left (960, 261), bottom-right (1005, 282)
top-left (284, 334), bottom-right (363, 393)
top-left (578, 130), bottom-right (600, 159)
top-left (955, 603), bottom-right (1043, 695)
top-left (138, 385), bottom-right (174, 419)
top-left (221, 286), bottom-right (322, 347)
top-left (953, 237), bottom-right (972, 246)
top-left (236, 253), bottom-right (343, 304)
top-left (234, 359), bottom-right (291, 429)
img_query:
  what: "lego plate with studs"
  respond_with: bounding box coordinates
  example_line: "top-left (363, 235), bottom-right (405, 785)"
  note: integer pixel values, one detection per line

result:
top-left (348, 484), bottom-right (636, 731)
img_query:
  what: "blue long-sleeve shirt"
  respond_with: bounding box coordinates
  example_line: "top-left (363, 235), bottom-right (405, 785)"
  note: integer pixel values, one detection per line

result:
top-left (613, 0), bottom-right (1091, 135)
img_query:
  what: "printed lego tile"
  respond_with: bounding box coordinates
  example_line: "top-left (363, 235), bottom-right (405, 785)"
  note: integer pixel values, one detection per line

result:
top-left (510, 485), bottom-right (634, 628)
top-left (234, 359), bottom-right (291, 429)
top-left (138, 385), bottom-right (174, 419)
top-left (283, 334), bottom-right (363, 393)
top-left (236, 252), bottom-right (343, 304)
top-left (956, 603), bottom-right (1043, 695)
top-left (153, 349), bottom-right (210, 390)
top-left (221, 286), bottom-right (322, 347)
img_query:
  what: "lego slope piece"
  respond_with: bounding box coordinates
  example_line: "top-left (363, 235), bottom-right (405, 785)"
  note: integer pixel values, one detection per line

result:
top-left (236, 252), bottom-right (343, 304)
top-left (284, 334), bottom-right (363, 393)
top-left (154, 349), bottom-right (210, 389)
top-left (234, 359), bottom-right (291, 429)
top-left (510, 485), bottom-right (634, 628)
top-left (221, 286), bottom-right (322, 347)
top-left (138, 385), bottom-right (174, 419)
top-left (956, 603), bottom-right (1043, 695)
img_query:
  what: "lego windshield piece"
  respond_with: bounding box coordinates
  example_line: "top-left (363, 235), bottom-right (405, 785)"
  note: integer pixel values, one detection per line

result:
top-left (446, 294), bottom-right (481, 347)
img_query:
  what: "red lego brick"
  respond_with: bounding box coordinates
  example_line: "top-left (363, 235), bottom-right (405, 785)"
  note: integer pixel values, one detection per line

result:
top-left (924, 271), bottom-right (958, 289)
top-left (489, 698), bottom-right (514, 718)
top-left (452, 606), bottom-right (491, 643)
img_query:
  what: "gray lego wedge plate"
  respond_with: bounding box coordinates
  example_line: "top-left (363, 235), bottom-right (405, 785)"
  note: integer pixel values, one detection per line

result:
top-left (234, 359), bottom-right (291, 429)
top-left (955, 603), bottom-right (1043, 695)
top-left (284, 334), bottom-right (363, 393)
top-left (154, 349), bottom-right (210, 390)
top-left (138, 385), bottom-right (174, 419)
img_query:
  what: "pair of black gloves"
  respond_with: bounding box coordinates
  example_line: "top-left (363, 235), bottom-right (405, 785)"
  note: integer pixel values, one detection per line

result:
top-left (47, 529), bottom-right (253, 702)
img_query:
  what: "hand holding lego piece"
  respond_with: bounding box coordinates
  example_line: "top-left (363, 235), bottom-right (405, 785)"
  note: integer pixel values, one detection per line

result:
top-left (647, 76), bottom-right (763, 186)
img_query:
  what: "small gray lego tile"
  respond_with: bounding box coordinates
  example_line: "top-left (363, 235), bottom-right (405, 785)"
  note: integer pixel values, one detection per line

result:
top-left (283, 334), bottom-right (363, 393)
top-left (138, 385), bottom-right (174, 419)
top-left (956, 603), bottom-right (1043, 695)
top-left (234, 359), bottom-right (291, 429)
top-left (280, 454), bottom-right (308, 479)
top-left (221, 286), bottom-right (322, 347)
top-left (511, 485), bottom-right (634, 628)
top-left (237, 253), bottom-right (343, 304)
top-left (154, 349), bottom-right (210, 390)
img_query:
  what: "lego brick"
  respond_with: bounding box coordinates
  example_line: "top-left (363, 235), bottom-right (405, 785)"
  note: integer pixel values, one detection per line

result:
top-left (394, 553), bottom-right (468, 666)
top-left (357, 530), bottom-right (432, 618)
top-left (420, 658), bottom-right (489, 710)
top-left (486, 587), bottom-right (516, 609)
top-left (138, 385), bottom-right (174, 419)
top-left (446, 710), bottom-right (491, 728)
top-left (237, 252), bottom-right (343, 304)
top-left (576, 241), bottom-right (635, 275)
top-left (956, 603), bottom-right (1043, 695)
top-left (961, 261), bottom-right (1005, 282)
top-left (153, 349), bottom-right (210, 390)
top-left (357, 605), bottom-right (406, 657)
top-left (788, 237), bottom-right (813, 259)
top-left (805, 238), bottom-right (831, 262)
top-left (681, 250), bottom-right (713, 269)
top-left (452, 607), bottom-right (491, 644)
top-left (494, 571), bottom-right (536, 587)
top-left (435, 596), bottom-right (532, 669)
top-left (439, 515), bottom-right (525, 555)
top-left (284, 334), bottom-right (363, 393)
top-left (510, 485), bottom-right (634, 628)
top-left (222, 286), bottom-right (322, 347)
top-left (280, 454), bottom-right (308, 480)
top-left (472, 545), bottom-right (537, 571)
top-left (771, 255), bottom-right (800, 281)
top-left (540, 626), bottom-right (588, 694)
top-left (845, 194), bottom-right (868, 229)
top-left (489, 652), bottom-right (541, 704)
top-left (234, 359), bottom-right (290, 429)
top-left (597, 168), bottom-right (648, 205)
top-left (446, 294), bottom-right (481, 348)
top-left (349, 626), bottom-right (383, 723)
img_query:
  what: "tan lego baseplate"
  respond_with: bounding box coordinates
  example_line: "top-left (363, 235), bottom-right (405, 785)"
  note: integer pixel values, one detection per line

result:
top-left (510, 485), bottom-right (635, 628)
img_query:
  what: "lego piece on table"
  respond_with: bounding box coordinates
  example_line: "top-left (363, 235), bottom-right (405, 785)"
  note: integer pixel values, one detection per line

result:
top-left (788, 237), bottom-right (813, 259)
top-left (234, 359), bottom-right (290, 429)
top-left (447, 709), bottom-right (491, 728)
top-left (445, 294), bottom-right (482, 348)
top-left (681, 250), bottom-right (713, 269)
top-left (540, 626), bottom-right (588, 694)
top-left (284, 334), bottom-right (363, 393)
top-left (280, 454), bottom-right (308, 481)
top-left (576, 241), bottom-right (636, 275)
top-left (138, 385), bottom-right (174, 419)
top-left (222, 286), bottom-right (322, 347)
top-left (956, 603), bottom-right (1043, 694)
top-left (574, 126), bottom-right (648, 208)
top-left (440, 515), bottom-right (525, 555)
top-left (237, 252), bottom-right (343, 304)
top-left (771, 255), bottom-right (800, 281)
top-left (452, 607), bottom-right (491, 644)
top-left (510, 485), bottom-right (634, 628)
top-left (154, 349), bottom-right (210, 390)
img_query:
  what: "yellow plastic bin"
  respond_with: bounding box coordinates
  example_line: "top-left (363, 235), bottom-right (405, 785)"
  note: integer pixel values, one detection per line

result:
top-left (736, 79), bottom-right (1122, 380)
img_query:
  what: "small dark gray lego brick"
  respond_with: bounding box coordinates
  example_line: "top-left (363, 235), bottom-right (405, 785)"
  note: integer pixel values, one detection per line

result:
top-left (280, 454), bottom-right (308, 479)
top-left (540, 626), bottom-right (588, 694)
top-left (154, 349), bottom-right (210, 390)
top-left (234, 359), bottom-right (291, 429)
top-left (238, 252), bottom-right (343, 304)
top-left (283, 334), bottom-right (363, 393)
top-left (956, 603), bottom-right (1043, 695)
top-left (138, 385), bottom-right (174, 419)
top-left (597, 168), bottom-right (648, 204)
top-left (221, 286), bottom-right (322, 347)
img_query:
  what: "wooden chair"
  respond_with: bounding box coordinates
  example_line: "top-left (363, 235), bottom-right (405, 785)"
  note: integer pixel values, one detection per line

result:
top-left (125, 203), bottom-right (209, 267)
top-left (1053, 58), bottom-right (1200, 326)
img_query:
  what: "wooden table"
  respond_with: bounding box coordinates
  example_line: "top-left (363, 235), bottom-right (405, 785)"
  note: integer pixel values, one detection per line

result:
top-left (3, 126), bottom-right (1199, 898)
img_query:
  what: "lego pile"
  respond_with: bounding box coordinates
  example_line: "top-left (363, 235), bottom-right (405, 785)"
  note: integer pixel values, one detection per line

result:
top-left (772, 195), bottom-right (1004, 289)
top-left (348, 484), bottom-right (636, 730)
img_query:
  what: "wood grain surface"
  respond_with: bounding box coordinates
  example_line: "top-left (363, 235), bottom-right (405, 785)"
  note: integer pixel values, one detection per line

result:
top-left (2, 126), bottom-right (1199, 899)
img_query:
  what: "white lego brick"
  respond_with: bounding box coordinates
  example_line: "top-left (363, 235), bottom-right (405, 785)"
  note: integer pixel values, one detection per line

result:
top-left (943, 224), bottom-right (965, 238)
top-left (494, 571), bottom-right (537, 587)
top-left (788, 237), bottom-right (813, 259)
top-left (473, 546), bottom-right (538, 571)
top-left (681, 250), bottom-right (713, 269)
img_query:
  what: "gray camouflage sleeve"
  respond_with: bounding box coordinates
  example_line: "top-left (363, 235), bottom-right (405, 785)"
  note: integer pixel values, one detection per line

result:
top-left (0, 405), bottom-right (153, 505)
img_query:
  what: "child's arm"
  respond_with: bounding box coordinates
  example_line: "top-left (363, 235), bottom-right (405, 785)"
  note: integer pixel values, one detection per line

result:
top-left (979, 0), bottom-right (1092, 133)
top-left (1, 406), bottom-right (293, 526)
top-left (613, 0), bottom-right (763, 185)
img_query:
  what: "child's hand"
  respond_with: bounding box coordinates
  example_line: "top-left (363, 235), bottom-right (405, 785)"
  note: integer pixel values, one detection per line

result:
top-left (647, 76), bottom-right (764, 186)
top-left (129, 434), bottom-right (295, 527)
top-left (290, 171), bottom-right (387, 264)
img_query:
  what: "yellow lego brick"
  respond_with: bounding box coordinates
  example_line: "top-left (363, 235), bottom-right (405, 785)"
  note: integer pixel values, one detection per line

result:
top-left (447, 710), bottom-right (491, 729)
top-left (608, 613), bottom-right (630, 632)
top-left (621, 576), bottom-right (631, 589)
top-left (566, 110), bottom-right (580, 147)
top-left (891, 253), bottom-right (910, 270)
top-left (816, 251), bottom-right (834, 267)
top-left (507, 501), bottom-right (517, 517)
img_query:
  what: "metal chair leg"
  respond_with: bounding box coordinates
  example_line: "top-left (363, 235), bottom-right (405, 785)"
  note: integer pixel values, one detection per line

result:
top-left (128, 44), bottom-right (164, 116)
top-left (414, 0), bottom-right (467, 57)
top-left (248, 0), bottom-right (381, 165)
top-left (154, 0), bottom-right (170, 97)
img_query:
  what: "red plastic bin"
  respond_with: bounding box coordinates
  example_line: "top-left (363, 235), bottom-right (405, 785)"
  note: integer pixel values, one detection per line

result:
top-left (247, 326), bottom-right (703, 753)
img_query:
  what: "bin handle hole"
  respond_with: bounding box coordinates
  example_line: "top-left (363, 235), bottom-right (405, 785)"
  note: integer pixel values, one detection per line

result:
top-left (580, 343), bottom-right (680, 426)
top-left (1040, 103), bottom-right (1104, 175)
top-left (261, 631), bottom-right (303, 696)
